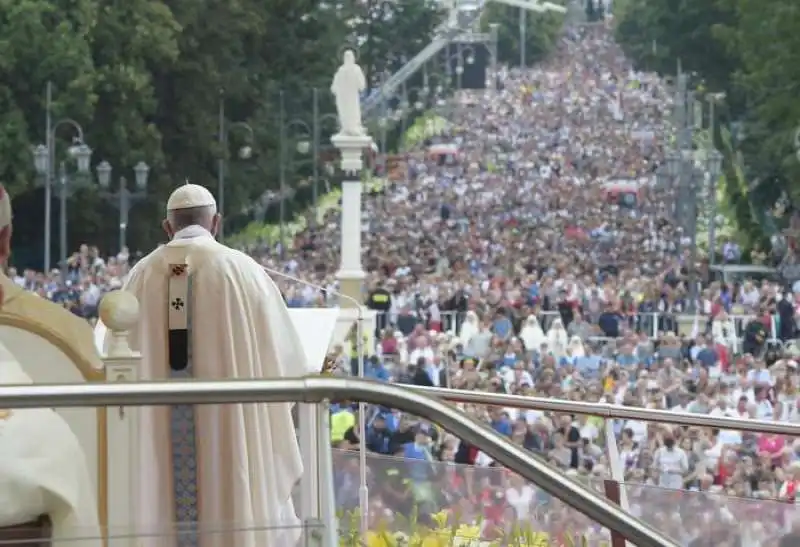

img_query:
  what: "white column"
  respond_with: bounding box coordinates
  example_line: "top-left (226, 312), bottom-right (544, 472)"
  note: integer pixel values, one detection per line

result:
top-left (97, 290), bottom-right (141, 547)
top-left (331, 133), bottom-right (372, 300)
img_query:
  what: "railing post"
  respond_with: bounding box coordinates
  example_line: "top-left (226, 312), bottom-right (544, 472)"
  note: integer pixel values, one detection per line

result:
top-left (651, 312), bottom-right (658, 339)
top-left (97, 291), bottom-right (141, 547)
top-left (604, 418), bottom-right (629, 547)
top-left (299, 404), bottom-right (323, 547)
top-left (317, 402), bottom-right (338, 547)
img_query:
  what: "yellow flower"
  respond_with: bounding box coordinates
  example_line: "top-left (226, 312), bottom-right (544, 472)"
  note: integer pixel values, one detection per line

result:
top-left (454, 525), bottom-right (481, 540)
top-left (419, 535), bottom-right (446, 547)
top-left (364, 530), bottom-right (391, 547)
top-left (430, 511), bottom-right (448, 529)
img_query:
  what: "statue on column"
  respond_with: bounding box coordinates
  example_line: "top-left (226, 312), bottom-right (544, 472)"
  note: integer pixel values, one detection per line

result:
top-left (331, 50), bottom-right (367, 137)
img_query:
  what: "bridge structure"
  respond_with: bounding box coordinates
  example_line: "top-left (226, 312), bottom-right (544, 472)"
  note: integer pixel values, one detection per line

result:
top-left (361, 0), bottom-right (567, 118)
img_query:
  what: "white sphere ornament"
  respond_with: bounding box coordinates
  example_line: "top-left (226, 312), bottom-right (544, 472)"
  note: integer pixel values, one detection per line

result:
top-left (99, 290), bottom-right (140, 333)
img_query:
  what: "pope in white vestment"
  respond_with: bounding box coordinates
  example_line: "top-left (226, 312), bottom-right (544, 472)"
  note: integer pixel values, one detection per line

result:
top-left (0, 342), bottom-right (101, 546)
top-left (103, 184), bottom-right (304, 547)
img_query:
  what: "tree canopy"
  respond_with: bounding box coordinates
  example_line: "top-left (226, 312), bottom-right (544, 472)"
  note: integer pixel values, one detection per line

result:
top-left (614, 0), bottom-right (800, 250)
top-left (481, 2), bottom-right (565, 67)
top-left (0, 0), bottom-right (441, 265)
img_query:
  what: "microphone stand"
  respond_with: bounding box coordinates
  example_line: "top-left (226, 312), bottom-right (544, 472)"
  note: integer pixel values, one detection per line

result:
top-left (262, 266), bottom-right (366, 547)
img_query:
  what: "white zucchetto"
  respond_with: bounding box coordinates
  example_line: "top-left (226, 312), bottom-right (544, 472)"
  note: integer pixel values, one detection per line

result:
top-left (166, 184), bottom-right (217, 212)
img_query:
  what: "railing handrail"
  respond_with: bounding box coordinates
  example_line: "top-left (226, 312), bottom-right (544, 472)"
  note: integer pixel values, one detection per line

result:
top-left (411, 385), bottom-right (800, 435)
top-left (0, 377), bottom-right (675, 547)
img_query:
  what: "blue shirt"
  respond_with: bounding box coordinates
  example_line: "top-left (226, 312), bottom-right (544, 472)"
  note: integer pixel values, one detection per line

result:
top-left (493, 317), bottom-right (512, 339)
top-left (491, 418), bottom-right (512, 436)
top-left (367, 364), bottom-right (390, 382)
top-left (575, 356), bottom-right (603, 379)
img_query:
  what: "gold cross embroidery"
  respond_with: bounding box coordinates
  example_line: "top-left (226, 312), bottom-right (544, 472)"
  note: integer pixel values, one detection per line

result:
top-left (0, 409), bottom-right (13, 420)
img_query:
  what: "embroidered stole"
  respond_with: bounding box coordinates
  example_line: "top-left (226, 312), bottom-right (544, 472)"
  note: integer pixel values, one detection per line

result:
top-left (167, 263), bottom-right (199, 546)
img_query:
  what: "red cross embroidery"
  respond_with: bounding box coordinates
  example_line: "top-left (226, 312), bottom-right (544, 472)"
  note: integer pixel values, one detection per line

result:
top-left (171, 264), bottom-right (187, 277)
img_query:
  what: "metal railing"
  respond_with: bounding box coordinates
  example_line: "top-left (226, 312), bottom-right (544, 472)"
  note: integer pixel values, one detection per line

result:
top-left (0, 377), bottom-right (676, 547)
top-left (411, 384), bottom-right (800, 435)
top-left (377, 309), bottom-right (780, 346)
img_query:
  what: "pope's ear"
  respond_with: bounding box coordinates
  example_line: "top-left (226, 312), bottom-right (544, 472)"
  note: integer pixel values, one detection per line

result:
top-left (162, 218), bottom-right (174, 239)
top-left (212, 213), bottom-right (222, 237)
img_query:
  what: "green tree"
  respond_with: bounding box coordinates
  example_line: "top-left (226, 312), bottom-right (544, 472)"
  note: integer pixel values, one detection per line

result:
top-left (615, 0), bottom-right (737, 93)
top-left (481, 2), bottom-right (565, 67)
top-left (1, 0), bottom-right (449, 261)
top-left (718, 0), bottom-right (800, 245)
top-left (0, 0), bottom-right (97, 196)
top-left (613, 0), bottom-right (800, 249)
top-left (1, 0), bottom-right (355, 263)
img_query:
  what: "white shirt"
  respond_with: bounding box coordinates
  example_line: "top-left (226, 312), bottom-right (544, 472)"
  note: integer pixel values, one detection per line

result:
top-left (756, 399), bottom-right (774, 420)
top-left (710, 408), bottom-right (743, 445)
top-left (506, 485), bottom-right (535, 518)
top-left (579, 422), bottom-right (599, 442)
top-left (624, 419), bottom-right (648, 444)
top-left (704, 440), bottom-right (724, 469)
top-left (475, 451), bottom-right (494, 467)
top-left (747, 368), bottom-right (774, 386)
top-left (408, 347), bottom-right (435, 366)
top-left (654, 446), bottom-right (688, 489)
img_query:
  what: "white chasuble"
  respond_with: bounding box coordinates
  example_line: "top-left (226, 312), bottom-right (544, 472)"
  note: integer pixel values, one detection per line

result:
top-left (0, 345), bottom-right (101, 546)
top-left (111, 228), bottom-right (304, 547)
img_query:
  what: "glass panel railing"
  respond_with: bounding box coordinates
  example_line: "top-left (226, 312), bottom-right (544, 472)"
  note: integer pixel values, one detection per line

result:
top-left (332, 448), bottom-right (616, 545)
top-left (620, 482), bottom-right (795, 545)
top-left (332, 448), bottom-right (797, 545)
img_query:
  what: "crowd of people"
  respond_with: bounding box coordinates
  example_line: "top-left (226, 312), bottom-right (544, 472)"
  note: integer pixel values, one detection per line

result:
top-left (7, 244), bottom-right (130, 322)
top-left (9, 20), bottom-right (800, 547)
top-left (319, 23), bottom-right (800, 547)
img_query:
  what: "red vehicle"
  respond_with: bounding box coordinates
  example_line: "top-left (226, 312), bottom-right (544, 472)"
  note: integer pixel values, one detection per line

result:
top-left (602, 179), bottom-right (643, 208)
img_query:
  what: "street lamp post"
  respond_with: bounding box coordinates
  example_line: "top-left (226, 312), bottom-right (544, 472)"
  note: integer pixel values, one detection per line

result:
top-left (279, 88), bottom-right (338, 242)
top-left (421, 69), bottom-right (449, 118)
top-left (489, 23), bottom-right (500, 91)
top-left (376, 84), bottom-right (438, 184)
top-left (95, 161), bottom-right (150, 253)
top-left (666, 75), bottom-right (724, 309)
top-left (31, 82), bottom-right (93, 272)
top-left (520, 8), bottom-right (527, 68)
top-left (666, 72), bottom-right (704, 312)
top-left (445, 45), bottom-right (476, 89)
top-left (707, 149), bottom-right (723, 266)
top-left (217, 92), bottom-right (255, 240)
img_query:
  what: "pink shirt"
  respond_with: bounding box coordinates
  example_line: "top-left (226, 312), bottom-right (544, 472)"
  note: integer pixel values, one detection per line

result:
top-left (758, 434), bottom-right (785, 462)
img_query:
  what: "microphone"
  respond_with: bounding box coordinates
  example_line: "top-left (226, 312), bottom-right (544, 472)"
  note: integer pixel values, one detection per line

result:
top-left (259, 264), bottom-right (370, 541)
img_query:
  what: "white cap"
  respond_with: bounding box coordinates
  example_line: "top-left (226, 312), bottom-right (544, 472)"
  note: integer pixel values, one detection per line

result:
top-left (166, 183), bottom-right (217, 212)
top-left (0, 185), bottom-right (11, 230)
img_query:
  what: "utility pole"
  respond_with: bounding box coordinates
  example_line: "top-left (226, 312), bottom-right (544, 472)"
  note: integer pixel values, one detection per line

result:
top-left (674, 71), bottom-right (699, 312)
top-left (519, 8), bottom-right (527, 68)
top-left (217, 91), bottom-right (226, 238)
top-left (490, 23), bottom-right (499, 91)
top-left (707, 96), bottom-right (721, 266)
